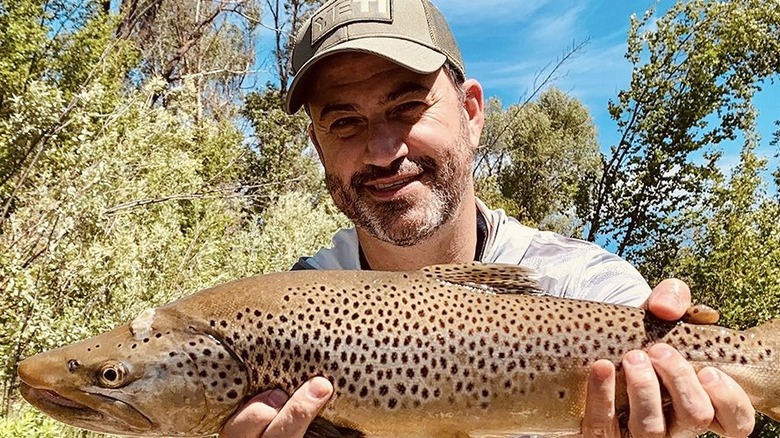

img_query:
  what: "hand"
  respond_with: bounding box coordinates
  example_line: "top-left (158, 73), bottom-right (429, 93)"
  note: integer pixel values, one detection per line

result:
top-left (219, 376), bottom-right (333, 438)
top-left (581, 279), bottom-right (755, 438)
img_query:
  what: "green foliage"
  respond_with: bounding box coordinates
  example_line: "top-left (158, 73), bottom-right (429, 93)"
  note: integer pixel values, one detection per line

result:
top-left (641, 144), bottom-right (780, 437)
top-left (121, 0), bottom-right (262, 117)
top-left (0, 2), bottom-right (344, 425)
top-left (0, 406), bottom-right (102, 437)
top-left (588, 0), bottom-right (780, 257)
top-left (657, 145), bottom-right (780, 329)
top-left (241, 85), bottom-right (326, 212)
top-left (475, 89), bottom-right (601, 236)
top-left (0, 0), bottom-right (48, 105)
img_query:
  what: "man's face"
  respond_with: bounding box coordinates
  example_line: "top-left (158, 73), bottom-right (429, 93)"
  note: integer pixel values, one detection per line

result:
top-left (306, 53), bottom-right (482, 247)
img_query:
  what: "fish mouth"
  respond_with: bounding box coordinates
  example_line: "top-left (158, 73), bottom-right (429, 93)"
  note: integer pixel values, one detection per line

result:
top-left (19, 382), bottom-right (153, 434)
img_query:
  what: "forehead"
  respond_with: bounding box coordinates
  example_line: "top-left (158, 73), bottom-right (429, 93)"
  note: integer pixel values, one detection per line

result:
top-left (306, 52), bottom-right (443, 106)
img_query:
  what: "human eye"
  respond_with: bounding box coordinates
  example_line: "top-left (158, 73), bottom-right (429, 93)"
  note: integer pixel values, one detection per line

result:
top-left (396, 101), bottom-right (426, 113)
top-left (329, 116), bottom-right (365, 138)
top-left (391, 101), bottom-right (426, 120)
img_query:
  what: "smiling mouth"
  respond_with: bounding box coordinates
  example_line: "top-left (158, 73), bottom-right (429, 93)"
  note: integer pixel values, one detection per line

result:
top-left (372, 177), bottom-right (415, 190)
top-left (365, 172), bottom-right (424, 194)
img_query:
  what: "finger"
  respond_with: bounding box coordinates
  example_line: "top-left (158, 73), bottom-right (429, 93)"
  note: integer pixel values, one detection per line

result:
top-left (645, 278), bottom-right (691, 321)
top-left (262, 377), bottom-right (333, 438)
top-left (649, 344), bottom-right (714, 437)
top-left (624, 350), bottom-right (666, 438)
top-left (219, 389), bottom-right (289, 438)
top-left (698, 367), bottom-right (755, 437)
top-left (582, 360), bottom-right (621, 437)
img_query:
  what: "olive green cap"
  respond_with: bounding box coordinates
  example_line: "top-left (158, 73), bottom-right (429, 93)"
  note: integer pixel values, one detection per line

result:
top-left (284, 0), bottom-right (465, 113)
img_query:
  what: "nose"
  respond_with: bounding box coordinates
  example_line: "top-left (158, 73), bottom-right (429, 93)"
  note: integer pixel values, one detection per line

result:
top-left (363, 121), bottom-right (408, 168)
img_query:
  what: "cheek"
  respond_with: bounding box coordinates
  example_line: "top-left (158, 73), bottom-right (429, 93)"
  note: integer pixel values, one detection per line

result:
top-left (318, 142), bottom-right (361, 177)
top-left (405, 120), bottom-right (459, 157)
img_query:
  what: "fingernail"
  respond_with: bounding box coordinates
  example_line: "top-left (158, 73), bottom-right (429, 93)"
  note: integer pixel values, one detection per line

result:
top-left (307, 379), bottom-right (331, 400)
top-left (267, 389), bottom-right (288, 408)
top-left (650, 343), bottom-right (674, 360)
top-left (699, 367), bottom-right (720, 385)
top-left (657, 293), bottom-right (682, 311)
top-left (624, 350), bottom-right (648, 366)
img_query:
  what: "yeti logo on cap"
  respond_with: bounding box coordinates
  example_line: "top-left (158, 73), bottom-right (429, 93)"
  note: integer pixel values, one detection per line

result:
top-left (311, 0), bottom-right (392, 44)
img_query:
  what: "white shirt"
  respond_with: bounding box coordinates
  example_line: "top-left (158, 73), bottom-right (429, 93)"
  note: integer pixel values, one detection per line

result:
top-left (293, 199), bottom-right (652, 307)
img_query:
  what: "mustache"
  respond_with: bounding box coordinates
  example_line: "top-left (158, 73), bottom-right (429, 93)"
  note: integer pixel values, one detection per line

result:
top-left (351, 157), bottom-right (438, 188)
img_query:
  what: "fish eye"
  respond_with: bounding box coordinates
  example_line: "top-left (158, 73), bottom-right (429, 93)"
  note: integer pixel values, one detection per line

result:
top-left (97, 361), bottom-right (127, 388)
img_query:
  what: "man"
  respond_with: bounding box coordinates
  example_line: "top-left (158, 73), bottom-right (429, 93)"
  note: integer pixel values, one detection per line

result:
top-left (221, 0), bottom-right (756, 436)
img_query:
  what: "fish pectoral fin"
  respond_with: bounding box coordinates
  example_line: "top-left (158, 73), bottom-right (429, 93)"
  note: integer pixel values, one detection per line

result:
top-left (304, 416), bottom-right (365, 438)
top-left (422, 263), bottom-right (542, 295)
top-left (681, 304), bottom-right (720, 324)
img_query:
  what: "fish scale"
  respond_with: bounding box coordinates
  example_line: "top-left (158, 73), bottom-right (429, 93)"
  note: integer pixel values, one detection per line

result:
top-left (16, 263), bottom-right (780, 437)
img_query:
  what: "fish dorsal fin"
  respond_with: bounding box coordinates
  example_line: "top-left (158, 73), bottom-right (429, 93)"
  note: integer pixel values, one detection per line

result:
top-left (744, 318), bottom-right (780, 337)
top-left (422, 263), bottom-right (542, 294)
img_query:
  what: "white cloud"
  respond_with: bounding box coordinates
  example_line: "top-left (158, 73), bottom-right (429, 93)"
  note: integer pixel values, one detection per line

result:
top-left (435, 0), bottom-right (552, 24)
top-left (525, 3), bottom-right (587, 46)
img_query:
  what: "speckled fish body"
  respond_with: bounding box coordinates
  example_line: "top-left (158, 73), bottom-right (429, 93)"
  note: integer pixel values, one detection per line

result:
top-left (17, 263), bottom-right (780, 437)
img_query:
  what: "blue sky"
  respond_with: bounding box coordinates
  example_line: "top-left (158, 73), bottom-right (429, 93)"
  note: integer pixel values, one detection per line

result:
top-left (434, 0), bottom-right (779, 180)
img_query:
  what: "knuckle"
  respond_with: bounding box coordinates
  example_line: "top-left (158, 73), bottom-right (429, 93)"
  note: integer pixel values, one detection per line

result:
top-left (686, 408), bottom-right (715, 430)
top-left (674, 396), bottom-right (714, 430)
top-left (630, 414), bottom-right (666, 438)
top-left (285, 401), bottom-right (314, 422)
top-left (627, 370), bottom-right (658, 392)
top-left (630, 418), bottom-right (666, 438)
top-left (728, 406), bottom-right (756, 437)
top-left (735, 418), bottom-right (756, 437)
top-left (251, 404), bottom-right (280, 423)
top-left (581, 425), bottom-right (612, 438)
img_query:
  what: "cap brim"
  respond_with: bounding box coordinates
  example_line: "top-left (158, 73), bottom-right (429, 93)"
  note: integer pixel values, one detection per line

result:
top-left (284, 37), bottom-right (447, 114)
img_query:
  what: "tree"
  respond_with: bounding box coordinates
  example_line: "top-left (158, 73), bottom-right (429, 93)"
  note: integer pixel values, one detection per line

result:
top-left (475, 89), bottom-right (601, 236)
top-left (240, 84), bottom-right (325, 214)
top-left (653, 144), bottom-right (780, 437)
top-left (0, 0), bottom-right (138, 223)
top-left (587, 0), bottom-right (780, 260)
top-left (115, 0), bottom-right (263, 117)
top-left (262, 0), bottom-right (325, 94)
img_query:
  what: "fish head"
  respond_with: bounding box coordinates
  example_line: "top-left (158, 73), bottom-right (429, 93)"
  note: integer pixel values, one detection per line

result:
top-left (17, 308), bottom-right (250, 436)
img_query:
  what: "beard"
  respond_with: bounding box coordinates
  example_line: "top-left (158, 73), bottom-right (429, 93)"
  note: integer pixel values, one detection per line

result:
top-left (325, 121), bottom-right (474, 247)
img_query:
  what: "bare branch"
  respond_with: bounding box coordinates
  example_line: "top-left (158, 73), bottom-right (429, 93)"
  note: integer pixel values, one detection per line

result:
top-left (102, 179), bottom-right (306, 215)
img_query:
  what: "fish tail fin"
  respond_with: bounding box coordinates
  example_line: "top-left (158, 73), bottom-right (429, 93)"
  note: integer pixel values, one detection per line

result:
top-left (743, 318), bottom-right (780, 422)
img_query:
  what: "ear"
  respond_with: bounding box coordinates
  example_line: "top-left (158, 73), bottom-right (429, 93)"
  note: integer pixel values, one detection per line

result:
top-left (461, 79), bottom-right (485, 148)
top-left (308, 123), bottom-right (325, 163)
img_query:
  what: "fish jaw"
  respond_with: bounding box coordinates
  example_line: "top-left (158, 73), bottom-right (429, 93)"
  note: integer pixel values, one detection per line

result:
top-left (18, 381), bottom-right (153, 435)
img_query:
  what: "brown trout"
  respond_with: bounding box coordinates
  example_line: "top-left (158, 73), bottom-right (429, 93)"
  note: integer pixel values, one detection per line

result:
top-left (16, 263), bottom-right (780, 437)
